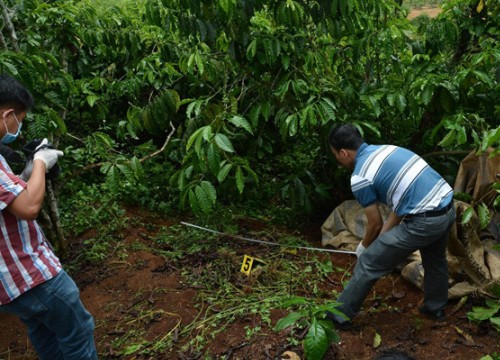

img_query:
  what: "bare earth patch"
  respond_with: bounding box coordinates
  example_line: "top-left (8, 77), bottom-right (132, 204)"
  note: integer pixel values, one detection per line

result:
top-left (408, 7), bottom-right (442, 20)
top-left (1, 209), bottom-right (498, 359)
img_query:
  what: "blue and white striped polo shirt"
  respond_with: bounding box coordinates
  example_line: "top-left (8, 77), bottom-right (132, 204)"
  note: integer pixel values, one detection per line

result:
top-left (351, 143), bottom-right (453, 216)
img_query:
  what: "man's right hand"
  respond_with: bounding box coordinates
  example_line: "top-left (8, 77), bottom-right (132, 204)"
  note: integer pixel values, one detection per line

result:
top-left (355, 242), bottom-right (366, 257)
top-left (33, 139), bottom-right (64, 172)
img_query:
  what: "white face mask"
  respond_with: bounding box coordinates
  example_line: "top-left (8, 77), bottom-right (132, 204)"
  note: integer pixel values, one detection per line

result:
top-left (1, 112), bottom-right (22, 144)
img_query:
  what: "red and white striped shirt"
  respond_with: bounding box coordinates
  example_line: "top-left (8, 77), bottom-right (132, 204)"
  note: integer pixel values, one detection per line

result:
top-left (0, 156), bottom-right (61, 305)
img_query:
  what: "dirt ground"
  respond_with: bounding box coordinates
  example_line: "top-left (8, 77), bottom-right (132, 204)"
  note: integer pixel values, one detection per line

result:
top-left (408, 7), bottom-right (442, 20)
top-left (1, 207), bottom-right (498, 360)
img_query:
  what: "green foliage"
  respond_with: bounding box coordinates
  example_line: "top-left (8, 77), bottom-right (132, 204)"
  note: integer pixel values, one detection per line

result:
top-left (58, 182), bottom-right (127, 264)
top-left (1, 0), bottom-right (498, 218)
top-left (480, 354), bottom-right (500, 360)
top-left (108, 222), bottom-right (343, 358)
top-left (141, 89), bottom-right (180, 134)
top-left (467, 299), bottom-right (500, 331)
top-left (59, 182), bottom-right (124, 236)
top-left (2, 1), bottom-right (499, 355)
top-left (275, 297), bottom-right (341, 360)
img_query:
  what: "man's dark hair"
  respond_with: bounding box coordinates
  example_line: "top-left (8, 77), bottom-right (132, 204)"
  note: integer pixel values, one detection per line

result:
top-left (0, 74), bottom-right (34, 112)
top-left (328, 123), bottom-right (364, 151)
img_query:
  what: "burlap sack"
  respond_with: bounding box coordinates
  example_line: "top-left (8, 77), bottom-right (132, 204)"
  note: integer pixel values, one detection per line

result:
top-left (322, 200), bottom-right (391, 249)
top-left (321, 200), bottom-right (420, 266)
top-left (454, 148), bottom-right (500, 206)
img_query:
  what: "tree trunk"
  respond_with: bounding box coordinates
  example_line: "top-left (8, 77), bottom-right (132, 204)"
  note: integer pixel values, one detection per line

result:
top-left (46, 181), bottom-right (66, 257)
top-left (0, 29), bottom-right (7, 50)
top-left (0, 0), bottom-right (20, 52)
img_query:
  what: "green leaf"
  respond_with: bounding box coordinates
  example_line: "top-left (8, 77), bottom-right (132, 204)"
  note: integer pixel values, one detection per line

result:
top-left (86, 94), bottom-right (99, 107)
top-left (281, 296), bottom-right (309, 307)
top-left (186, 99), bottom-right (204, 119)
top-left (439, 129), bottom-right (456, 148)
top-left (130, 157), bottom-right (144, 179)
top-left (317, 319), bottom-right (339, 343)
top-left (274, 311), bottom-right (305, 331)
top-left (188, 188), bottom-right (202, 214)
top-left (202, 126), bottom-right (213, 142)
top-left (480, 355), bottom-right (494, 360)
top-left (304, 317), bottom-right (329, 360)
top-left (214, 133), bottom-right (235, 153)
top-left (319, 98), bottom-right (337, 121)
top-left (467, 302), bottom-right (500, 322)
top-left (490, 317), bottom-right (500, 328)
top-left (195, 184), bottom-right (213, 214)
top-left (285, 114), bottom-right (298, 136)
top-left (194, 51), bottom-right (204, 75)
top-left (187, 53), bottom-right (196, 73)
top-left (456, 126), bottom-right (467, 145)
top-left (461, 207), bottom-right (474, 225)
top-left (104, 165), bottom-right (119, 191)
top-left (396, 93), bottom-right (407, 113)
top-left (373, 332), bottom-right (382, 348)
top-left (93, 132), bottom-right (115, 149)
top-left (480, 126), bottom-right (500, 152)
top-left (2, 61), bottom-right (18, 75)
top-left (228, 115), bottom-right (253, 134)
top-left (386, 93), bottom-right (396, 107)
top-left (261, 102), bottom-right (271, 121)
top-left (421, 84), bottom-right (434, 105)
top-left (207, 143), bottom-right (220, 175)
top-left (217, 163), bottom-right (233, 183)
top-left (247, 39), bottom-right (258, 60)
top-left (477, 203), bottom-right (491, 229)
top-left (281, 55), bottom-right (290, 70)
top-left (117, 163), bottom-right (134, 180)
top-left (485, 299), bottom-right (500, 311)
top-left (186, 126), bottom-right (207, 151)
top-left (355, 121), bottom-right (381, 138)
top-left (200, 180), bottom-right (217, 204)
top-left (122, 343), bottom-right (143, 355)
top-left (367, 95), bottom-right (382, 117)
top-left (142, 90), bottom-right (180, 133)
top-left (235, 166), bottom-right (244, 193)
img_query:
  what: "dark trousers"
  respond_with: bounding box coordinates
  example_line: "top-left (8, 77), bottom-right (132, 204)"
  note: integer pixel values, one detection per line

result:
top-left (336, 206), bottom-right (456, 321)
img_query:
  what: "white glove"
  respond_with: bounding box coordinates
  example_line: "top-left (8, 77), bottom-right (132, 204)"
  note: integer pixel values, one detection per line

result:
top-left (33, 139), bottom-right (64, 172)
top-left (355, 242), bottom-right (366, 257)
top-left (19, 159), bottom-right (33, 181)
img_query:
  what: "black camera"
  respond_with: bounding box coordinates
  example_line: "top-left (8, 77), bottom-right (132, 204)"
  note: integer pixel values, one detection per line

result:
top-left (22, 139), bottom-right (62, 180)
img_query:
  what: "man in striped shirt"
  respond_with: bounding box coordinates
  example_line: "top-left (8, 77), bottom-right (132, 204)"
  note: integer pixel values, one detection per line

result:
top-left (326, 124), bottom-right (455, 328)
top-left (0, 74), bottom-right (97, 359)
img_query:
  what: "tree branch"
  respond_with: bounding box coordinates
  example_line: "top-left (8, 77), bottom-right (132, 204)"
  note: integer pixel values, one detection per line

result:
top-left (421, 150), bottom-right (471, 159)
top-left (138, 122), bottom-right (176, 163)
top-left (71, 121), bottom-right (176, 176)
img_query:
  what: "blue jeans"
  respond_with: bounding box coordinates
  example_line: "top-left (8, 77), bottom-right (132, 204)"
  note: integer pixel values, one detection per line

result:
top-left (0, 270), bottom-right (98, 360)
top-left (335, 206), bottom-right (456, 322)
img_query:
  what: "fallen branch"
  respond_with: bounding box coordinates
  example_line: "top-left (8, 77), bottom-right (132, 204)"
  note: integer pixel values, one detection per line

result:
top-left (70, 121), bottom-right (176, 177)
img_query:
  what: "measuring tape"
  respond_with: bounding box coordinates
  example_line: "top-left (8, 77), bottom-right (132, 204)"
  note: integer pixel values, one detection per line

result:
top-left (181, 221), bottom-right (356, 275)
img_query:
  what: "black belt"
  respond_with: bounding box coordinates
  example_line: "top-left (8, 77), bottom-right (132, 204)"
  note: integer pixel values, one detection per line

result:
top-left (405, 202), bottom-right (453, 219)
